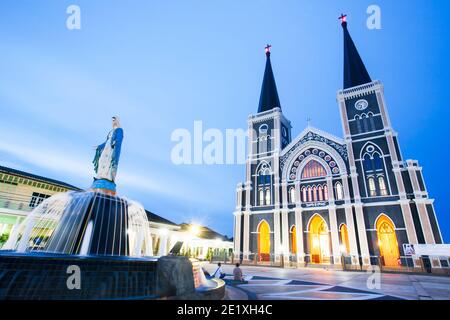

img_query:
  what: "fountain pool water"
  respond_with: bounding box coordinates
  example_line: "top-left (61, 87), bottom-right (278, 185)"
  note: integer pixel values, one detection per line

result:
top-left (3, 191), bottom-right (153, 257)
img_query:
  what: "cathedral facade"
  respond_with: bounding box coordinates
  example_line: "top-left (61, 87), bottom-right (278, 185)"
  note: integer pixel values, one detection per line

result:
top-left (233, 18), bottom-right (444, 269)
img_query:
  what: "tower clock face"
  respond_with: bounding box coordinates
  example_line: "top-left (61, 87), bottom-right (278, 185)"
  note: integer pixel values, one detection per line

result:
top-left (355, 99), bottom-right (369, 111)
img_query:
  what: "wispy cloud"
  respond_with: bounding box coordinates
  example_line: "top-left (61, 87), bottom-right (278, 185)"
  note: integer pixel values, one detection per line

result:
top-left (0, 127), bottom-right (221, 209)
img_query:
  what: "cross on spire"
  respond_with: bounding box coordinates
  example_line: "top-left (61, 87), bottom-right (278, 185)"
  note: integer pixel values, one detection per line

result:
top-left (265, 44), bottom-right (272, 57)
top-left (338, 13), bottom-right (347, 24)
top-left (307, 117), bottom-right (312, 127)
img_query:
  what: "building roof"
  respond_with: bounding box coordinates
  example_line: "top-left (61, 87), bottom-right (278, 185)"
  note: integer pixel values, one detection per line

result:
top-left (257, 46), bottom-right (281, 113)
top-left (145, 210), bottom-right (179, 227)
top-left (342, 19), bottom-right (372, 89)
top-left (0, 165), bottom-right (81, 191)
top-left (179, 223), bottom-right (232, 242)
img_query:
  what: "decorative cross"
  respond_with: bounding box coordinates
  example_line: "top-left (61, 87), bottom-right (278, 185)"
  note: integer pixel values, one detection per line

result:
top-left (307, 117), bottom-right (312, 127)
top-left (265, 44), bottom-right (272, 56)
top-left (338, 13), bottom-right (347, 23)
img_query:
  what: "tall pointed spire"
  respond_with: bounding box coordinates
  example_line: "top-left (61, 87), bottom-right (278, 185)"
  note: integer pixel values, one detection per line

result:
top-left (257, 44), bottom-right (281, 113)
top-left (340, 14), bottom-right (372, 89)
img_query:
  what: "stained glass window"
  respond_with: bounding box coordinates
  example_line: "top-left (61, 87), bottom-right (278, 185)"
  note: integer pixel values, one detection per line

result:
top-left (259, 188), bottom-right (264, 206)
top-left (373, 153), bottom-right (383, 170)
top-left (368, 178), bottom-right (377, 197)
top-left (265, 188), bottom-right (271, 205)
top-left (301, 160), bottom-right (327, 179)
top-left (289, 187), bottom-right (296, 203)
top-left (335, 182), bottom-right (344, 200)
top-left (363, 154), bottom-right (372, 171)
top-left (379, 176), bottom-right (388, 196)
top-left (302, 187), bottom-right (307, 202)
top-left (318, 186), bottom-right (323, 201)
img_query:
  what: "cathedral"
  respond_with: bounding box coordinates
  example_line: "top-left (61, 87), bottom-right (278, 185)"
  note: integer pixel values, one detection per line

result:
top-left (233, 17), bottom-right (444, 269)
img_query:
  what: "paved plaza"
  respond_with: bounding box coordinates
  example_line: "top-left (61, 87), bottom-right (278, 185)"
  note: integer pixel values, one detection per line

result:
top-left (203, 263), bottom-right (450, 300)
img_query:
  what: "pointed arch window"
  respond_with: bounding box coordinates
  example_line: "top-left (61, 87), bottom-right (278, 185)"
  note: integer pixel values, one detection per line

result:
top-left (259, 135), bottom-right (268, 154)
top-left (362, 114), bottom-right (369, 132)
top-left (378, 176), bottom-right (388, 196)
top-left (355, 115), bottom-right (362, 133)
top-left (302, 187), bottom-right (307, 202)
top-left (335, 182), bottom-right (344, 200)
top-left (265, 188), bottom-right (271, 205)
top-left (368, 177), bottom-right (377, 197)
top-left (312, 186), bottom-right (317, 202)
top-left (368, 112), bottom-right (376, 131)
top-left (257, 163), bottom-right (272, 206)
top-left (301, 160), bottom-right (327, 179)
top-left (373, 153), bottom-right (383, 170)
top-left (340, 224), bottom-right (350, 255)
top-left (307, 186), bottom-right (312, 202)
top-left (258, 188), bottom-right (264, 206)
top-left (289, 187), bottom-right (296, 203)
top-left (363, 154), bottom-right (372, 171)
top-left (318, 185), bottom-right (323, 201)
top-left (323, 185), bottom-right (329, 201)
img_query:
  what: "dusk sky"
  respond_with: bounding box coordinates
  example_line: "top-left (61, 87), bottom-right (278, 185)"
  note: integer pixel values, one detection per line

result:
top-left (0, 1), bottom-right (449, 240)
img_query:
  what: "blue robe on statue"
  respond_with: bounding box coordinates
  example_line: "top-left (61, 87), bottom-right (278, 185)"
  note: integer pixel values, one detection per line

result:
top-left (92, 127), bottom-right (124, 186)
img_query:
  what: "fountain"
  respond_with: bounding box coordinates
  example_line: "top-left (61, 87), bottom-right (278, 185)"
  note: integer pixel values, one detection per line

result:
top-left (0, 117), bottom-right (224, 300)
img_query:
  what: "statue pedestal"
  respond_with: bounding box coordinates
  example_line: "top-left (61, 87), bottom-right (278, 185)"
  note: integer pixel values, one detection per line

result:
top-left (90, 179), bottom-right (117, 196)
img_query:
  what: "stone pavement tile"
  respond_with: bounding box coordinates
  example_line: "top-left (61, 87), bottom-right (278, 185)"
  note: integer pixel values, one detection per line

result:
top-left (322, 285), bottom-right (375, 294)
top-left (286, 280), bottom-right (324, 286)
top-left (251, 275), bottom-right (282, 280)
top-left (245, 280), bottom-right (284, 285)
top-left (204, 264), bottom-right (450, 300)
top-left (259, 291), bottom-right (374, 300)
top-left (237, 285), bottom-right (321, 294)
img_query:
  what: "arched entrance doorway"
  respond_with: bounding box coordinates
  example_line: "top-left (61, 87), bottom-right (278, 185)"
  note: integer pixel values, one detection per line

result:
top-left (258, 220), bottom-right (270, 261)
top-left (309, 215), bottom-right (330, 264)
top-left (376, 215), bottom-right (400, 267)
top-left (290, 225), bottom-right (297, 255)
top-left (340, 224), bottom-right (350, 255)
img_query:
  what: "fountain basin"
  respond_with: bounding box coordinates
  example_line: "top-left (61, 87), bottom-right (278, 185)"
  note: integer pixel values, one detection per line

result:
top-left (0, 252), bottom-right (225, 300)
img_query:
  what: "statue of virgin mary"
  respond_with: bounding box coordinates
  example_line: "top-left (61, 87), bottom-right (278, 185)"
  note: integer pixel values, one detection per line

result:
top-left (91, 116), bottom-right (124, 193)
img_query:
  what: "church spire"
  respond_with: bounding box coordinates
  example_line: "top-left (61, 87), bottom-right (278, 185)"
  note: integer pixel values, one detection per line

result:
top-left (257, 44), bottom-right (281, 113)
top-left (340, 14), bottom-right (372, 89)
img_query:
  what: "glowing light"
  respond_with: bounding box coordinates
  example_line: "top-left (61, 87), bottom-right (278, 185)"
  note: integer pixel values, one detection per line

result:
top-left (159, 228), bottom-right (168, 236)
top-left (312, 237), bottom-right (319, 249)
top-left (378, 240), bottom-right (382, 247)
top-left (190, 224), bottom-right (201, 237)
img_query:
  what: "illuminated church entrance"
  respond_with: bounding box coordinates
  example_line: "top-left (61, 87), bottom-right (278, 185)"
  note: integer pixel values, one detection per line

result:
top-left (340, 224), bottom-right (350, 255)
top-left (376, 215), bottom-right (400, 267)
top-left (309, 215), bottom-right (330, 264)
top-left (290, 226), bottom-right (297, 254)
top-left (258, 220), bottom-right (271, 261)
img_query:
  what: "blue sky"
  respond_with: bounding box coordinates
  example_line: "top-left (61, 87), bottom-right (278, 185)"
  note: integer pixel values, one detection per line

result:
top-left (0, 1), bottom-right (449, 240)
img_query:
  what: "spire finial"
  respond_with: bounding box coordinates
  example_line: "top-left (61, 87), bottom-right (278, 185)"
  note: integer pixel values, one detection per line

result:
top-left (265, 44), bottom-right (272, 57)
top-left (257, 44), bottom-right (281, 113)
top-left (339, 13), bottom-right (347, 27)
top-left (307, 117), bottom-right (312, 127)
top-left (341, 12), bottom-right (372, 89)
